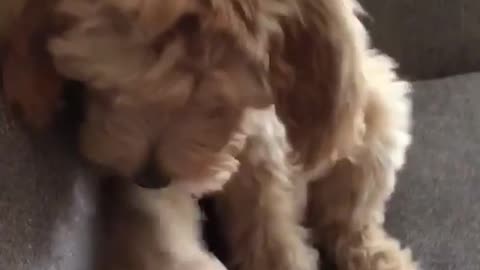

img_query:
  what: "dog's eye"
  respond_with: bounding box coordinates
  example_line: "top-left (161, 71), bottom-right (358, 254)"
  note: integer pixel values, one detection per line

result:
top-left (152, 14), bottom-right (200, 53)
top-left (206, 105), bottom-right (228, 119)
top-left (175, 14), bottom-right (200, 35)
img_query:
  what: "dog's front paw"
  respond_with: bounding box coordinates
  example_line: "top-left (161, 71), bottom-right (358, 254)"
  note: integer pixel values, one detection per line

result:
top-left (172, 133), bottom-right (246, 196)
top-left (335, 229), bottom-right (419, 270)
top-left (173, 155), bottom-right (239, 197)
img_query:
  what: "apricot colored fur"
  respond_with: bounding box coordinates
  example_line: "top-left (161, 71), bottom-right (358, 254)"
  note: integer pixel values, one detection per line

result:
top-left (6, 0), bottom-right (419, 269)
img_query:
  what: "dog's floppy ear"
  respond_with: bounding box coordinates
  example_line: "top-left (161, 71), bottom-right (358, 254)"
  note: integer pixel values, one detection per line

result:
top-left (270, 0), bottom-right (367, 167)
top-left (1, 0), bottom-right (65, 130)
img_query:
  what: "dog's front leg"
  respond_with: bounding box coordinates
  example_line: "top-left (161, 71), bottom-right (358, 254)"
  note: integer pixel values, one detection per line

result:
top-left (98, 182), bottom-right (225, 270)
top-left (216, 107), bottom-right (318, 270)
top-left (306, 55), bottom-right (418, 270)
top-left (307, 158), bottom-right (418, 270)
top-left (135, 185), bottom-right (226, 270)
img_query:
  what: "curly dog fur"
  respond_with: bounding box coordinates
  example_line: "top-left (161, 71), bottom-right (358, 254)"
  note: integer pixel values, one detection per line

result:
top-left (2, 0), bottom-right (417, 269)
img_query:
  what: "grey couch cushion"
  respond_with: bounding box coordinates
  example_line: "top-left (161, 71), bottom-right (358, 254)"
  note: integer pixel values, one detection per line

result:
top-left (0, 72), bottom-right (479, 269)
top-left (360, 0), bottom-right (480, 80)
top-left (0, 107), bottom-right (96, 270)
top-left (387, 72), bottom-right (480, 269)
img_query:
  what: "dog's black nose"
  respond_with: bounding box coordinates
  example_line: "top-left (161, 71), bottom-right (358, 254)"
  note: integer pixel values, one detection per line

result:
top-left (134, 157), bottom-right (171, 189)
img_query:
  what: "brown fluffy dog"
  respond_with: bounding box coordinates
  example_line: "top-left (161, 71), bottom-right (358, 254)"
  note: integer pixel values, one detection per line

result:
top-left (4, 0), bottom-right (417, 269)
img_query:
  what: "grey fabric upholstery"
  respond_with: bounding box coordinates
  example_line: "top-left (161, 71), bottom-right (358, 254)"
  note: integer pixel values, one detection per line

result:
top-left (1, 72), bottom-right (479, 269)
top-left (0, 104), bottom-right (96, 270)
top-left (386, 73), bottom-right (480, 270)
top-left (360, 0), bottom-right (480, 79)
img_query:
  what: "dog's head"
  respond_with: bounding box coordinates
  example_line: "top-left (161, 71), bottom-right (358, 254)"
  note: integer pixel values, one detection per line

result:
top-left (49, 0), bottom-right (273, 193)
top-left (48, 0), bottom-right (370, 192)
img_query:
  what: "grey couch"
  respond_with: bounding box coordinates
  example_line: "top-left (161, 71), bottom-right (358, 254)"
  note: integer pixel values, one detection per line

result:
top-left (1, 1), bottom-right (479, 269)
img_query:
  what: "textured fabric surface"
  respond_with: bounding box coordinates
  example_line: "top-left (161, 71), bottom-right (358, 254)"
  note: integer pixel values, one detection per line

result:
top-left (0, 104), bottom-right (97, 270)
top-left (360, 0), bottom-right (480, 79)
top-left (0, 73), bottom-right (479, 269)
top-left (386, 72), bottom-right (480, 270)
